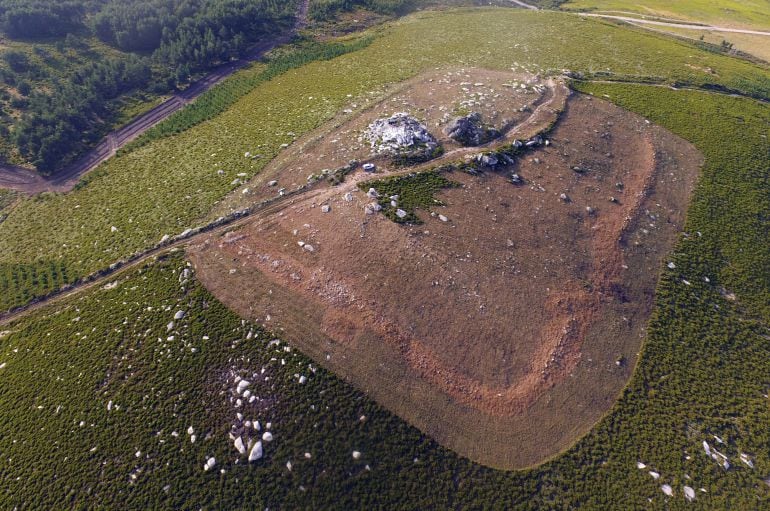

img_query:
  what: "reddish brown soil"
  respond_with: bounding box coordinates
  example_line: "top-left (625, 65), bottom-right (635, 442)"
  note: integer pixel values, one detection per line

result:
top-left (188, 75), bottom-right (702, 469)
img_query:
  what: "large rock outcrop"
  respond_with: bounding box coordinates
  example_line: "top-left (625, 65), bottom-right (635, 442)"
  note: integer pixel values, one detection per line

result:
top-left (444, 112), bottom-right (500, 146)
top-left (365, 113), bottom-right (441, 163)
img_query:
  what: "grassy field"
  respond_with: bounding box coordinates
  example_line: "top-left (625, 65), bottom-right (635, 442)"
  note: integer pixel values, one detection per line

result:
top-left (0, 8), bottom-right (769, 313)
top-left (2, 78), bottom-right (770, 508)
top-left (562, 0), bottom-right (770, 31)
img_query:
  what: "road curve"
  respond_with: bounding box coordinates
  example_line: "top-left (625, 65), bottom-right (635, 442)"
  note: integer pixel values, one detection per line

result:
top-left (0, 0), bottom-right (311, 195)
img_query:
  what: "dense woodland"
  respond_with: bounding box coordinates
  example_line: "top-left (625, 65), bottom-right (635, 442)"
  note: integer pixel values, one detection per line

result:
top-left (0, 0), bottom-right (298, 172)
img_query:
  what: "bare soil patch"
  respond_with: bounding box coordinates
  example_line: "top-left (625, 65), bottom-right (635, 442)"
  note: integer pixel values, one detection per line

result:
top-left (209, 68), bottom-right (556, 216)
top-left (188, 70), bottom-right (702, 469)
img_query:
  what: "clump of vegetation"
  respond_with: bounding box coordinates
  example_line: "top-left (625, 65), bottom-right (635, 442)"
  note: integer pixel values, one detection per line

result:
top-left (326, 159), bottom-right (360, 185)
top-left (359, 170), bottom-right (460, 223)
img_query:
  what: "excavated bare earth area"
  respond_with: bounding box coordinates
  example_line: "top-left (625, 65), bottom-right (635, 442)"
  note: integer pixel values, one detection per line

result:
top-left (189, 70), bottom-right (703, 469)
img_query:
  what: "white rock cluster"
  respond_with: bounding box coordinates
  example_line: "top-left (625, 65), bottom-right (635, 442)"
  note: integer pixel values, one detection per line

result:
top-left (365, 113), bottom-right (439, 159)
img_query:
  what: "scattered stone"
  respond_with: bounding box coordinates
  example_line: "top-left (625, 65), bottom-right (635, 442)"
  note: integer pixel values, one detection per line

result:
top-left (476, 153), bottom-right (499, 167)
top-left (248, 441), bottom-right (263, 462)
top-left (262, 432), bottom-right (273, 442)
top-left (740, 453), bottom-right (754, 468)
top-left (525, 135), bottom-right (543, 147)
top-left (298, 375), bottom-right (307, 384)
top-left (343, 192), bottom-right (353, 202)
top-left (661, 484), bottom-right (673, 497)
top-left (352, 451), bottom-right (362, 460)
top-left (321, 205), bottom-right (331, 213)
top-left (236, 380), bottom-right (251, 394)
top-left (684, 486), bottom-right (696, 502)
top-left (636, 461), bottom-right (646, 469)
top-left (174, 310), bottom-right (185, 320)
top-left (203, 457), bottom-right (216, 471)
top-left (234, 436), bottom-right (246, 455)
top-left (303, 244), bottom-right (315, 253)
top-left (268, 180), bottom-right (278, 187)
top-left (438, 214), bottom-right (448, 222)
top-left (559, 193), bottom-right (569, 202)
top-left (649, 471), bottom-right (660, 480)
top-left (395, 209), bottom-right (408, 219)
top-left (363, 163), bottom-right (376, 172)
top-left (667, 262), bottom-right (676, 269)
top-left (367, 187), bottom-right (379, 199)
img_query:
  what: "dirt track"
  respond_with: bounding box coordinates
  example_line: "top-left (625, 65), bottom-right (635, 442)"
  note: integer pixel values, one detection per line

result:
top-left (0, 0), bottom-right (310, 195)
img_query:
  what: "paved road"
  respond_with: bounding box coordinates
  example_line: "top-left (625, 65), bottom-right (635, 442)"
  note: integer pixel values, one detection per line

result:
top-left (508, 0), bottom-right (538, 11)
top-left (506, 0), bottom-right (770, 36)
top-left (579, 12), bottom-right (770, 36)
top-left (0, 0), bottom-right (310, 194)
